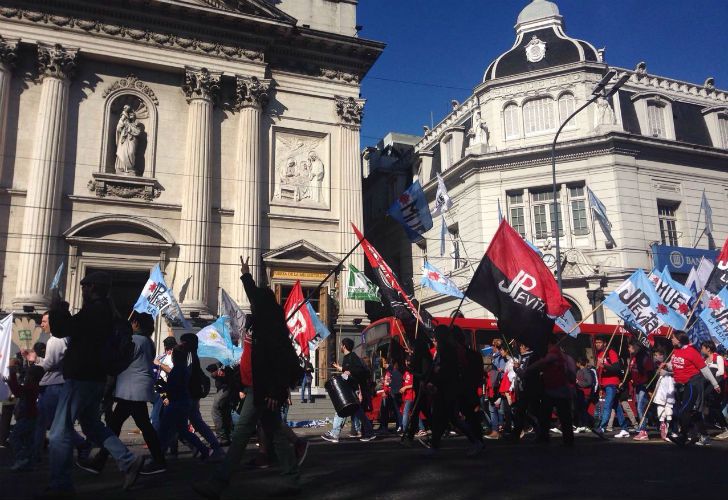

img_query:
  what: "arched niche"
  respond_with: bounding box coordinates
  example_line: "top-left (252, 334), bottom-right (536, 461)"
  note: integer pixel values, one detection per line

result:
top-left (99, 76), bottom-right (159, 178)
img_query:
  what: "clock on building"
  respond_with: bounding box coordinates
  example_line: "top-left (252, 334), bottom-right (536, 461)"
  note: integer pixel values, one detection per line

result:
top-left (542, 253), bottom-right (556, 269)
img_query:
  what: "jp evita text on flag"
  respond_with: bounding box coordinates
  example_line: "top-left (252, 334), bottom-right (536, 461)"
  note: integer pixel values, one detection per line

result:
top-left (606, 279), bottom-right (662, 336)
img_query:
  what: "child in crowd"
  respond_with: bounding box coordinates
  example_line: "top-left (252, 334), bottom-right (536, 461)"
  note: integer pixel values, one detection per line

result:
top-left (5, 358), bottom-right (44, 471)
top-left (653, 350), bottom-right (675, 442)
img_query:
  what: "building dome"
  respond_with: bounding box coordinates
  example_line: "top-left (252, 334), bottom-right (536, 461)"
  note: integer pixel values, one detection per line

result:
top-left (483, 0), bottom-right (600, 82)
top-left (517, 0), bottom-right (560, 25)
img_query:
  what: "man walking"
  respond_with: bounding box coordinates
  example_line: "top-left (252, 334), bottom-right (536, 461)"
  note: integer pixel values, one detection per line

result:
top-left (43, 272), bottom-right (143, 498)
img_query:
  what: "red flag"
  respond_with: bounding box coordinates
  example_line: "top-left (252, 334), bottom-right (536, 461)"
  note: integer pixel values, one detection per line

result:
top-left (706, 237), bottom-right (728, 294)
top-left (283, 281), bottom-right (314, 357)
top-left (466, 220), bottom-right (570, 352)
top-left (351, 223), bottom-right (426, 326)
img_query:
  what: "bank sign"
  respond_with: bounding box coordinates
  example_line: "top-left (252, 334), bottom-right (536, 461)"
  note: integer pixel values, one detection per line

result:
top-left (651, 244), bottom-right (718, 275)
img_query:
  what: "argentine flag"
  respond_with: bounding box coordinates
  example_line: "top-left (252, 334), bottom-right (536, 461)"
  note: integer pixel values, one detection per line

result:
top-left (197, 316), bottom-right (242, 367)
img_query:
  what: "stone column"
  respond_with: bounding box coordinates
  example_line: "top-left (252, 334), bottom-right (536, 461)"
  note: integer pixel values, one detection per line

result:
top-left (335, 96), bottom-right (367, 323)
top-left (0, 36), bottom-right (18, 180)
top-left (231, 76), bottom-right (270, 309)
top-left (177, 67), bottom-right (220, 316)
top-left (14, 43), bottom-right (77, 311)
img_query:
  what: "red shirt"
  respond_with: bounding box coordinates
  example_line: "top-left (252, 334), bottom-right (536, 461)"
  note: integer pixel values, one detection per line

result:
top-left (597, 349), bottom-right (620, 387)
top-left (402, 371), bottom-right (415, 401)
top-left (629, 354), bottom-right (653, 386)
top-left (672, 345), bottom-right (706, 384)
top-left (239, 332), bottom-right (253, 387)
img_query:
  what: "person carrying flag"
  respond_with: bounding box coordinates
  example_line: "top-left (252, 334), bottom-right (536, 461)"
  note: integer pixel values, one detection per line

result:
top-left (592, 337), bottom-right (628, 439)
top-left (194, 257), bottom-right (304, 500)
top-left (669, 333), bottom-right (721, 446)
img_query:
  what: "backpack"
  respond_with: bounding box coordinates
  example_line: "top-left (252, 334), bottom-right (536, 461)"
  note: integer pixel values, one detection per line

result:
top-left (188, 362), bottom-right (211, 400)
top-left (103, 318), bottom-right (135, 376)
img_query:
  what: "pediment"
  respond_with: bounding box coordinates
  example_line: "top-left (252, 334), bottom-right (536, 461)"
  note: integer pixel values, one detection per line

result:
top-left (263, 240), bottom-right (340, 267)
top-left (176, 0), bottom-right (297, 23)
top-left (64, 215), bottom-right (174, 249)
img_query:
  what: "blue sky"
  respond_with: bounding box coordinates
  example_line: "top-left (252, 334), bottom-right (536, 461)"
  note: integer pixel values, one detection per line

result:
top-left (356, 0), bottom-right (728, 146)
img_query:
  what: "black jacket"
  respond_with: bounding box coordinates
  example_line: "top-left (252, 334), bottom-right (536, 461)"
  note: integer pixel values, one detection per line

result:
top-left (49, 297), bottom-right (113, 382)
top-left (342, 351), bottom-right (369, 394)
top-left (241, 274), bottom-right (303, 406)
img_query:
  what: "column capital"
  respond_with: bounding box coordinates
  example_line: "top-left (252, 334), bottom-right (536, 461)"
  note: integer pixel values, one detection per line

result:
top-left (234, 75), bottom-right (271, 110)
top-left (0, 35), bottom-right (19, 69)
top-left (37, 42), bottom-right (78, 81)
top-left (335, 96), bottom-right (365, 127)
top-left (182, 66), bottom-right (221, 103)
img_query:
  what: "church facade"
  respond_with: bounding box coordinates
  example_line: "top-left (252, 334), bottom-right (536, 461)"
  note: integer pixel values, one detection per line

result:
top-left (0, 0), bottom-right (382, 379)
top-left (380, 0), bottom-right (728, 327)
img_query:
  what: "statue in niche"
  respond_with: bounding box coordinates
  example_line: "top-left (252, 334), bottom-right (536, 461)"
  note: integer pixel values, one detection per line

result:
top-left (114, 104), bottom-right (142, 175)
top-left (594, 96), bottom-right (617, 128)
top-left (470, 109), bottom-right (488, 147)
top-left (273, 134), bottom-right (326, 205)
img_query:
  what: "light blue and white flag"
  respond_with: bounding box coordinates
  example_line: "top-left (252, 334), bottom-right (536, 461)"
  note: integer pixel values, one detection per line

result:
top-left (588, 187), bottom-right (616, 247)
top-left (388, 180), bottom-right (433, 243)
top-left (603, 269), bottom-right (668, 346)
top-left (700, 287), bottom-right (728, 349)
top-left (306, 302), bottom-right (331, 354)
top-left (50, 262), bottom-right (64, 293)
top-left (555, 309), bottom-right (581, 337)
top-left (648, 267), bottom-right (692, 330)
top-left (420, 261), bottom-right (464, 299)
top-left (220, 288), bottom-right (246, 343)
top-left (686, 276), bottom-right (712, 345)
top-left (134, 264), bottom-right (190, 329)
top-left (197, 316), bottom-right (242, 366)
top-left (431, 174), bottom-right (453, 218)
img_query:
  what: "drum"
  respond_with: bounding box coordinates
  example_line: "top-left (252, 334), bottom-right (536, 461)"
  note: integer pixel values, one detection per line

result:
top-left (325, 374), bottom-right (360, 418)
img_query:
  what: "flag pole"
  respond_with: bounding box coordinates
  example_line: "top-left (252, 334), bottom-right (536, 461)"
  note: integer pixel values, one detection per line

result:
top-left (566, 302), bottom-right (605, 336)
top-left (284, 238), bottom-right (363, 323)
top-left (691, 190), bottom-right (705, 248)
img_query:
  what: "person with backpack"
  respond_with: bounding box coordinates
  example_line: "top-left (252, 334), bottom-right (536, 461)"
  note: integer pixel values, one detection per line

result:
top-left (194, 257), bottom-right (304, 500)
top-left (43, 271), bottom-right (144, 498)
top-left (179, 333), bottom-right (225, 462)
top-left (78, 312), bottom-right (166, 475)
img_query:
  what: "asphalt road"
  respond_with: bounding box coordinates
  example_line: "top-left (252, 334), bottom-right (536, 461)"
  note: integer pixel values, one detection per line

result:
top-left (2, 428), bottom-right (728, 500)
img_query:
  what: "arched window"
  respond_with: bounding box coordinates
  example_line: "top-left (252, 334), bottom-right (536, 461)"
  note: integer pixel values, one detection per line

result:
top-left (522, 97), bottom-right (555, 135)
top-left (503, 103), bottom-right (520, 139)
top-left (558, 93), bottom-right (576, 125)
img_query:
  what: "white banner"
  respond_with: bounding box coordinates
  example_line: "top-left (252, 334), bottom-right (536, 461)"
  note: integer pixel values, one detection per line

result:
top-left (0, 314), bottom-right (14, 401)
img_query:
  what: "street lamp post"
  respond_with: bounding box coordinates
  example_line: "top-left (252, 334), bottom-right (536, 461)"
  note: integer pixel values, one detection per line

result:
top-left (552, 69), bottom-right (630, 292)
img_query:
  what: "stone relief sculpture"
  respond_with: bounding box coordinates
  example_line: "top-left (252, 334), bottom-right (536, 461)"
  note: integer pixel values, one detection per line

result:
top-left (114, 105), bottom-right (142, 175)
top-left (594, 96), bottom-right (617, 128)
top-left (273, 133), bottom-right (327, 205)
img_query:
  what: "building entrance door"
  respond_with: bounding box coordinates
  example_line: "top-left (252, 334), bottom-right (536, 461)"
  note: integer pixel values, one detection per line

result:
top-left (85, 268), bottom-right (149, 319)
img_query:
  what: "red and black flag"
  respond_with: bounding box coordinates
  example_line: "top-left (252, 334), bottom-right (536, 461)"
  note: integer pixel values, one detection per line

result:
top-left (352, 223), bottom-right (432, 329)
top-left (706, 237), bottom-right (728, 294)
top-left (466, 220), bottom-right (570, 353)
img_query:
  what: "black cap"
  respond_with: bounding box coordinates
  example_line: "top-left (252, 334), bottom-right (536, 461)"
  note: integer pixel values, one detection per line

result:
top-left (80, 271), bottom-right (112, 287)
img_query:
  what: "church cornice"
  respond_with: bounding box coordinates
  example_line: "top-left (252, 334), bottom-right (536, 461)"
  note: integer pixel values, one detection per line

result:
top-left (0, 0), bottom-right (384, 79)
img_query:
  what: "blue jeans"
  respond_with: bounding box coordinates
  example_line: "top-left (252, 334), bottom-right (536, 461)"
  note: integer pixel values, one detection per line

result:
top-left (300, 378), bottom-right (312, 402)
top-left (150, 393), bottom-right (163, 432)
top-left (158, 400), bottom-right (207, 455)
top-left (402, 400), bottom-right (424, 434)
top-left (332, 406), bottom-right (373, 439)
top-left (10, 416), bottom-right (36, 468)
top-left (34, 384), bottom-right (86, 460)
top-left (635, 385), bottom-right (649, 431)
top-left (489, 400), bottom-right (503, 430)
top-left (598, 385), bottom-right (626, 430)
top-left (189, 399), bottom-right (221, 451)
top-left (48, 380), bottom-right (136, 491)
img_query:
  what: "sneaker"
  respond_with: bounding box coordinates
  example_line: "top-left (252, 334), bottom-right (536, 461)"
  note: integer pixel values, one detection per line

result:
top-left (140, 460), bottom-right (167, 475)
top-left (295, 439), bottom-right (309, 467)
top-left (415, 430), bottom-right (428, 438)
top-left (660, 422), bottom-right (668, 441)
top-left (667, 432), bottom-right (687, 446)
top-left (591, 427), bottom-right (608, 440)
top-left (207, 448), bottom-right (226, 463)
top-left (348, 431), bottom-right (362, 438)
top-left (321, 432), bottom-right (339, 443)
top-left (75, 456), bottom-right (104, 475)
top-left (550, 427), bottom-right (562, 435)
top-left (122, 455), bottom-right (145, 491)
top-left (614, 430), bottom-right (630, 438)
top-left (633, 430), bottom-right (649, 441)
top-left (695, 435), bottom-right (711, 446)
top-left (606, 427), bottom-right (613, 432)
top-left (484, 431), bottom-right (500, 440)
top-left (417, 437), bottom-right (432, 449)
top-left (395, 427), bottom-right (403, 434)
top-left (360, 435), bottom-right (376, 442)
top-left (714, 429), bottom-right (728, 440)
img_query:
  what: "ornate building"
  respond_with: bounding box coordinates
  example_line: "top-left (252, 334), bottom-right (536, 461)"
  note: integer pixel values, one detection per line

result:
top-left (0, 0), bottom-right (383, 379)
top-left (368, 0), bottom-right (728, 328)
